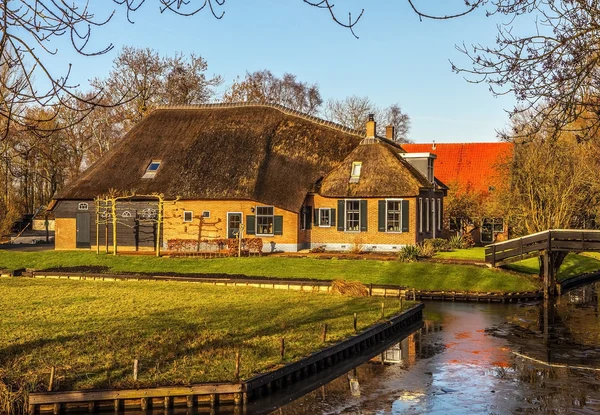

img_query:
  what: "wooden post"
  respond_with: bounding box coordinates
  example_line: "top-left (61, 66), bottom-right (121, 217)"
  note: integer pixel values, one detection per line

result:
top-left (133, 359), bottom-right (139, 381)
top-left (113, 399), bottom-right (121, 412)
top-left (321, 324), bottom-right (328, 342)
top-left (543, 251), bottom-right (550, 300)
top-left (186, 395), bottom-right (195, 408)
top-left (163, 396), bottom-right (172, 409)
top-left (280, 337), bottom-right (285, 360)
top-left (412, 288), bottom-right (416, 301)
top-left (235, 350), bottom-right (240, 380)
top-left (48, 366), bottom-right (55, 392)
top-left (210, 393), bottom-right (219, 408)
top-left (381, 302), bottom-right (385, 319)
top-left (400, 296), bottom-right (403, 310)
top-left (155, 196), bottom-right (163, 257)
top-left (95, 198), bottom-right (100, 254)
top-left (111, 197), bottom-right (118, 256)
top-left (369, 283), bottom-right (373, 296)
top-left (353, 313), bottom-right (357, 333)
top-left (52, 403), bottom-right (61, 415)
top-left (105, 197), bottom-right (109, 254)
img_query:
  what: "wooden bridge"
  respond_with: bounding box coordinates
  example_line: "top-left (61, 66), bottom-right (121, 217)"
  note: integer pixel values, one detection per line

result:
top-left (485, 229), bottom-right (600, 297)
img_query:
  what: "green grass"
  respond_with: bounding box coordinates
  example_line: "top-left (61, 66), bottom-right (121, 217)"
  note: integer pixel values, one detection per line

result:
top-left (0, 251), bottom-right (540, 292)
top-left (0, 278), bottom-right (409, 413)
top-left (434, 248), bottom-right (486, 261)
top-left (505, 253), bottom-right (600, 280)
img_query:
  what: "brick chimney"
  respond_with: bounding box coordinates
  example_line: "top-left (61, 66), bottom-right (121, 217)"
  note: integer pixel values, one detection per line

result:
top-left (385, 125), bottom-right (395, 140)
top-left (366, 114), bottom-right (376, 138)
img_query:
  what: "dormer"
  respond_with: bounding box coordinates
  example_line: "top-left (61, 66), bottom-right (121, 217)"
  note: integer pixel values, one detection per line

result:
top-left (400, 152), bottom-right (436, 183)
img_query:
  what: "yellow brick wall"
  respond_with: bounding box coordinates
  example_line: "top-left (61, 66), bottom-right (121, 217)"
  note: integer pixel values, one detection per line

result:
top-left (55, 218), bottom-right (77, 250)
top-left (309, 195), bottom-right (417, 247)
top-left (163, 200), bottom-right (299, 247)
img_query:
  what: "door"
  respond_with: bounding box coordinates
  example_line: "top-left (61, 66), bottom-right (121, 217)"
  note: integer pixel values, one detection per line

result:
top-left (227, 212), bottom-right (242, 238)
top-left (76, 212), bottom-right (91, 248)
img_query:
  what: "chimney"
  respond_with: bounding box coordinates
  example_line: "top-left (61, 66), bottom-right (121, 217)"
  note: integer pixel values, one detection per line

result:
top-left (432, 140), bottom-right (436, 150)
top-left (385, 125), bottom-right (395, 140)
top-left (366, 113), bottom-right (376, 138)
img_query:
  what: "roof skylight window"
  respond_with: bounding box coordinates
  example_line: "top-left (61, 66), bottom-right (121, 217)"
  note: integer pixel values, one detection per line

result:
top-left (142, 160), bottom-right (161, 179)
top-left (349, 162), bottom-right (362, 183)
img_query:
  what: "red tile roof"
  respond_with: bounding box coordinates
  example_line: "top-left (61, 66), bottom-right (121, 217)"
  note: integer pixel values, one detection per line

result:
top-left (401, 142), bottom-right (513, 194)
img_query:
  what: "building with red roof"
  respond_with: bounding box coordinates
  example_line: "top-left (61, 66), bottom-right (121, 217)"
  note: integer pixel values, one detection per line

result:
top-left (402, 142), bottom-right (513, 244)
top-left (401, 142), bottom-right (513, 195)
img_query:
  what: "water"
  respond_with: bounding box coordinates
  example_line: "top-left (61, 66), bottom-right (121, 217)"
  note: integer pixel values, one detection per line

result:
top-left (273, 282), bottom-right (600, 414)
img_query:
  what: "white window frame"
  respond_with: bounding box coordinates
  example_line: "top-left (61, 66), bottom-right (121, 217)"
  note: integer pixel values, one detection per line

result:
top-left (351, 162), bottom-right (362, 178)
top-left (437, 199), bottom-right (441, 231)
top-left (256, 205), bottom-right (275, 236)
top-left (202, 211), bottom-right (210, 218)
top-left (227, 212), bottom-right (244, 238)
top-left (419, 198), bottom-right (423, 233)
top-left (183, 211), bottom-right (193, 223)
top-left (319, 208), bottom-right (332, 227)
top-left (122, 211), bottom-right (132, 218)
top-left (345, 199), bottom-right (361, 232)
top-left (385, 199), bottom-right (403, 233)
top-left (426, 198), bottom-right (430, 232)
top-left (142, 160), bottom-right (161, 179)
top-left (78, 202), bottom-right (88, 211)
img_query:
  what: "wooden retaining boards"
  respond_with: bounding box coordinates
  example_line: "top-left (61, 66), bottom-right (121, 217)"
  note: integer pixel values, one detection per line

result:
top-left (26, 272), bottom-right (541, 302)
top-left (29, 383), bottom-right (242, 405)
top-left (243, 304), bottom-right (424, 393)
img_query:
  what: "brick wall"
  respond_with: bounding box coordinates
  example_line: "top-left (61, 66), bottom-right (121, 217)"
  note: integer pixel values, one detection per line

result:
top-left (163, 200), bottom-right (299, 251)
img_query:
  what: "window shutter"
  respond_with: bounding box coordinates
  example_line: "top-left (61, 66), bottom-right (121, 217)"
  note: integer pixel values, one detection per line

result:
top-left (306, 207), bottom-right (312, 230)
top-left (401, 200), bottom-right (409, 232)
top-left (337, 200), bottom-right (344, 231)
top-left (378, 200), bottom-right (386, 232)
top-left (274, 216), bottom-right (284, 235)
top-left (313, 208), bottom-right (319, 226)
top-left (360, 200), bottom-right (368, 232)
top-left (330, 208), bottom-right (336, 227)
top-left (246, 215), bottom-right (256, 235)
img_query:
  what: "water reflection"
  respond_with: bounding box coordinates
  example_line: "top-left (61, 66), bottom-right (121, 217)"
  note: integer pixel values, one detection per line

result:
top-left (275, 283), bottom-right (600, 414)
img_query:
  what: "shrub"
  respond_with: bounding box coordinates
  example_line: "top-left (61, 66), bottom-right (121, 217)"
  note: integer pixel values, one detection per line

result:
top-left (310, 245), bottom-right (326, 253)
top-left (424, 238), bottom-right (451, 253)
top-left (448, 234), bottom-right (464, 250)
top-left (398, 244), bottom-right (421, 262)
top-left (418, 242), bottom-right (436, 258)
top-left (461, 232), bottom-right (475, 249)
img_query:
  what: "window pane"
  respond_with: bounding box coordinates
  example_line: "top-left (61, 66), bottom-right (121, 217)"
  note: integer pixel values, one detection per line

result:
top-left (257, 206), bottom-right (274, 234)
top-left (386, 201), bottom-right (401, 231)
top-left (346, 200), bottom-right (360, 231)
top-left (320, 209), bottom-right (330, 226)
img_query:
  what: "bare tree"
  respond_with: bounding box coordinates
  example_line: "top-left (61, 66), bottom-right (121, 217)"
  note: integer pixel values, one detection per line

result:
top-left (455, 1), bottom-right (600, 140)
top-left (223, 70), bottom-right (322, 115)
top-left (324, 96), bottom-right (411, 141)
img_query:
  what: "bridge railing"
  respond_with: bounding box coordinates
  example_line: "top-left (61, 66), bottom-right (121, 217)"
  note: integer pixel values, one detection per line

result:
top-left (485, 229), bottom-right (600, 266)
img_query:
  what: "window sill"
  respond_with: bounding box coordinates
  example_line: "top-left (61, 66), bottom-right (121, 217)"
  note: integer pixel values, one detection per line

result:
top-left (257, 233), bottom-right (275, 237)
top-left (386, 231), bottom-right (404, 234)
top-left (319, 225), bottom-right (331, 228)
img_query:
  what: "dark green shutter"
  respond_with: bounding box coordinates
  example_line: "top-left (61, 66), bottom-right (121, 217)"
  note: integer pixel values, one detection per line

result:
top-left (313, 208), bottom-right (319, 226)
top-left (360, 200), bottom-right (368, 232)
top-left (246, 215), bottom-right (256, 235)
top-left (378, 200), bottom-right (386, 232)
top-left (401, 200), bottom-right (409, 232)
top-left (330, 208), bottom-right (336, 227)
top-left (306, 207), bottom-right (312, 230)
top-left (337, 200), bottom-right (344, 231)
top-left (274, 216), bottom-right (283, 235)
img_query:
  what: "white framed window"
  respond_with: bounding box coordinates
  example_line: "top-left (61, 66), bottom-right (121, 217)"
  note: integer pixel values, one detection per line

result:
top-left (386, 200), bottom-right (402, 232)
top-left (437, 199), bottom-right (441, 231)
top-left (256, 206), bottom-right (274, 235)
top-left (78, 202), bottom-right (88, 211)
top-left (426, 198), bottom-right (430, 232)
top-left (350, 162), bottom-right (362, 183)
top-left (122, 211), bottom-right (132, 218)
top-left (183, 211), bottom-right (193, 222)
top-left (419, 198), bottom-right (423, 233)
top-left (345, 200), bottom-right (360, 232)
top-left (202, 211), bottom-right (210, 218)
top-left (427, 158), bottom-right (434, 182)
top-left (319, 208), bottom-right (331, 227)
top-left (142, 160), bottom-right (161, 179)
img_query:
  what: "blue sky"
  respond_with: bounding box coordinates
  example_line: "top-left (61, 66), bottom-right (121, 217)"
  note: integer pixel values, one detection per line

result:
top-left (41, 1), bottom-right (520, 143)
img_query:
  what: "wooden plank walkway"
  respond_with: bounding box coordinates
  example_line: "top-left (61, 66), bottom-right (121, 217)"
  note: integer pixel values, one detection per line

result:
top-left (485, 229), bottom-right (600, 267)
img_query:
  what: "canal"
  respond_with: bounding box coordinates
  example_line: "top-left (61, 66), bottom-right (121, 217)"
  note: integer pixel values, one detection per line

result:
top-left (272, 282), bottom-right (600, 414)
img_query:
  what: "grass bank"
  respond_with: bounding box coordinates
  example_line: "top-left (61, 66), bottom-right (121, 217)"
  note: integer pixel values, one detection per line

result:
top-left (0, 251), bottom-right (539, 292)
top-left (0, 277), bottom-right (409, 413)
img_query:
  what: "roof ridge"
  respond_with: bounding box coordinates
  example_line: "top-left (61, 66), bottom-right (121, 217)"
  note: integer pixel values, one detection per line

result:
top-left (153, 102), bottom-right (365, 138)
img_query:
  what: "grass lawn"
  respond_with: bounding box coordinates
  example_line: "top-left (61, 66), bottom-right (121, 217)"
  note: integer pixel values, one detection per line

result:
top-left (0, 251), bottom-right (540, 292)
top-left (434, 247), bottom-right (486, 261)
top-left (0, 278), bottom-right (410, 411)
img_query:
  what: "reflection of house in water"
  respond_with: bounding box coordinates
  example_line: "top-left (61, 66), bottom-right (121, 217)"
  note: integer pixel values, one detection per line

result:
top-left (566, 282), bottom-right (598, 305)
top-left (375, 320), bottom-right (440, 365)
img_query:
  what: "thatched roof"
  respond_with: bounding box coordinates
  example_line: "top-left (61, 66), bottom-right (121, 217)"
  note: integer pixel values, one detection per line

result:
top-left (55, 104), bottom-right (365, 212)
top-left (319, 140), bottom-right (433, 198)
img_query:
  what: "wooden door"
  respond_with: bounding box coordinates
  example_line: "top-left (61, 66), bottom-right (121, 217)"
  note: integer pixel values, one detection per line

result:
top-left (76, 212), bottom-right (91, 248)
